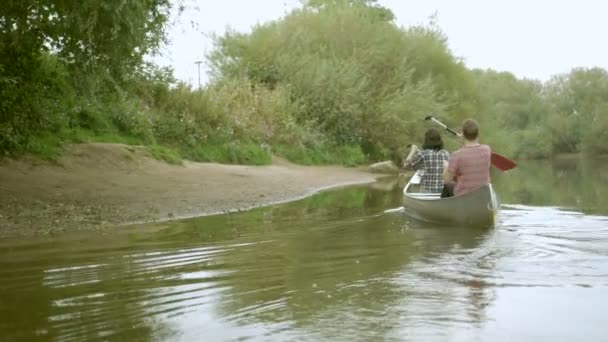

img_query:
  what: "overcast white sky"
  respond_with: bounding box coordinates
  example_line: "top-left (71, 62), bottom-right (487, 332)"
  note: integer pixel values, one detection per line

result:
top-left (152, 0), bottom-right (608, 86)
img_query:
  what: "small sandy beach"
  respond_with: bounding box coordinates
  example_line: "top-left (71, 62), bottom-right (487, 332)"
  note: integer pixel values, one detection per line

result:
top-left (0, 143), bottom-right (382, 238)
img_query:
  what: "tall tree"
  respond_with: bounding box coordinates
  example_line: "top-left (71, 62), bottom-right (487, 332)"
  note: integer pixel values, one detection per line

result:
top-left (0, 0), bottom-right (178, 153)
top-left (0, 0), bottom-right (175, 80)
top-left (303, 0), bottom-right (395, 21)
top-left (209, 1), bottom-right (474, 159)
top-left (543, 67), bottom-right (608, 154)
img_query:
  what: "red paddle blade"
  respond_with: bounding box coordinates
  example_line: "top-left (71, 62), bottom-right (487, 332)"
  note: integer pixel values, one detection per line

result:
top-left (491, 152), bottom-right (517, 171)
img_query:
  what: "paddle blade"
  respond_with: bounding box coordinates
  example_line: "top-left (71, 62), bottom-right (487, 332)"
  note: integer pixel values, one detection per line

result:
top-left (491, 152), bottom-right (517, 171)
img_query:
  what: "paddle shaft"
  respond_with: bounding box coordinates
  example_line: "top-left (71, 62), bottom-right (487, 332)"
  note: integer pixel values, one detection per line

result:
top-left (427, 116), bottom-right (461, 137)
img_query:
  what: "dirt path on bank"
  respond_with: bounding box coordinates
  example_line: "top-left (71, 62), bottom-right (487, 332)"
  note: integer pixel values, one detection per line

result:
top-left (0, 143), bottom-right (382, 238)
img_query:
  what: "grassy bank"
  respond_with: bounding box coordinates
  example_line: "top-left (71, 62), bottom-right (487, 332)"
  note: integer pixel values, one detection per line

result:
top-left (1, 59), bottom-right (367, 166)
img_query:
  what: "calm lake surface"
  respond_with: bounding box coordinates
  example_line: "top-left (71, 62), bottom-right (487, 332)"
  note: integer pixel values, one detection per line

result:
top-left (1, 158), bottom-right (608, 341)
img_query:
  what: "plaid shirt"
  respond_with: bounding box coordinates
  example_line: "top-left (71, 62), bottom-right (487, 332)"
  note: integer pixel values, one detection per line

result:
top-left (404, 149), bottom-right (450, 192)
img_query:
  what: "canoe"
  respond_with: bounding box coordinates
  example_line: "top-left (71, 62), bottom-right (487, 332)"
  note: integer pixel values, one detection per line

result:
top-left (402, 171), bottom-right (499, 227)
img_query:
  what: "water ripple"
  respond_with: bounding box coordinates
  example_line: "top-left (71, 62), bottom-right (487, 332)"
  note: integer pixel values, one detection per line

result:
top-left (1, 193), bottom-right (608, 341)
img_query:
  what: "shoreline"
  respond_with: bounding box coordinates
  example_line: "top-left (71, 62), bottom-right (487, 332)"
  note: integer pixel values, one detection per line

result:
top-left (137, 178), bottom-right (379, 226)
top-left (0, 143), bottom-right (383, 238)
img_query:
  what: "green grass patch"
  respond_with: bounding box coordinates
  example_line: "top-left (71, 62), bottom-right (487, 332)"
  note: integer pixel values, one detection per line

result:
top-left (62, 128), bottom-right (147, 146)
top-left (17, 129), bottom-right (366, 168)
top-left (147, 145), bottom-right (182, 165)
top-left (15, 128), bottom-right (146, 161)
top-left (25, 133), bottom-right (64, 160)
top-left (274, 144), bottom-right (366, 166)
top-left (184, 140), bottom-right (272, 165)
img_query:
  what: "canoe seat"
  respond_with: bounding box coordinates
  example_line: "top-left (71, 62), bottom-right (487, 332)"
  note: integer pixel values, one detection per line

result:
top-left (406, 192), bottom-right (441, 200)
top-left (410, 171), bottom-right (423, 185)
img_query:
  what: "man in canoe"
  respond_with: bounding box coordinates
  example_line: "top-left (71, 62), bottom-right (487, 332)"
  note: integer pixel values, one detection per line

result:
top-left (403, 128), bottom-right (450, 193)
top-left (442, 119), bottom-right (491, 197)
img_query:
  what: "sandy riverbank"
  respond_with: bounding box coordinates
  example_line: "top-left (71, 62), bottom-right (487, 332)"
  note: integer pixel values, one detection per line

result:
top-left (0, 143), bottom-right (384, 238)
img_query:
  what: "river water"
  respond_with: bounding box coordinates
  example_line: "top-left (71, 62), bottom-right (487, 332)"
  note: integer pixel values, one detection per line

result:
top-left (1, 158), bottom-right (607, 341)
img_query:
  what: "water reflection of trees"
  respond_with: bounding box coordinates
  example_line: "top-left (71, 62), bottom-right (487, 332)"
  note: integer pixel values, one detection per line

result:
top-left (152, 182), bottom-right (406, 244)
top-left (493, 157), bottom-right (608, 214)
top-left (0, 182), bottom-right (501, 341)
top-left (175, 186), bottom-right (496, 340)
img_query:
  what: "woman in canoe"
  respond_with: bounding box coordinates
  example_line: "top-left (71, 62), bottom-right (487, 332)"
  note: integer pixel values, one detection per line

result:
top-left (403, 128), bottom-right (451, 194)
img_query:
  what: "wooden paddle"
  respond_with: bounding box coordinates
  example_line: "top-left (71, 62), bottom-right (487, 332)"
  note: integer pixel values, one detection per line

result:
top-left (424, 115), bottom-right (517, 171)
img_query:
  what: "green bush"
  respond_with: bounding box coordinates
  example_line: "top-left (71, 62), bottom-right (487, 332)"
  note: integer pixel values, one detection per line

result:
top-left (208, 2), bottom-right (469, 159)
top-left (0, 53), bottom-right (75, 154)
top-left (582, 111), bottom-right (608, 155)
top-left (110, 101), bottom-right (156, 145)
top-left (514, 126), bottom-right (553, 159)
top-left (24, 133), bottom-right (64, 160)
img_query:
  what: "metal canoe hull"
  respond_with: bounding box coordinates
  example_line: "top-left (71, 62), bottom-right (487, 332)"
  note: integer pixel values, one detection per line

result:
top-left (402, 184), bottom-right (499, 227)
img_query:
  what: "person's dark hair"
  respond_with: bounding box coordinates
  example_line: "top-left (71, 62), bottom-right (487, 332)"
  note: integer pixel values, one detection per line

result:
top-left (462, 119), bottom-right (479, 140)
top-left (422, 128), bottom-right (444, 151)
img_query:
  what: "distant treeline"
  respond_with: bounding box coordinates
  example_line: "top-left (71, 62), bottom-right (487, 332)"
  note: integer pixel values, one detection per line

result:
top-left (2, 0), bottom-right (607, 165)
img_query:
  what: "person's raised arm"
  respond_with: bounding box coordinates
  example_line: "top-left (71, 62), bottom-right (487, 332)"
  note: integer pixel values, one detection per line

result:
top-left (403, 144), bottom-right (419, 168)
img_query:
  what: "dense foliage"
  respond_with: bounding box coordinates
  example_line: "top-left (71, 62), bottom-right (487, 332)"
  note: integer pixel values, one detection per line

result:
top-left (1, 0), bottom-right (607, 164)
top-left (0, 0), bottom-right (175, 152)
top-left (209, 0), bottom-right (474, 159)
top-left (474, 67), bottom-right (608, 158)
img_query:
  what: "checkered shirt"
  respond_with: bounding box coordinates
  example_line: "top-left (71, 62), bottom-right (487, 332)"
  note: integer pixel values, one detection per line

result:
top-left (404, 149), bottom-right (450, 193)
